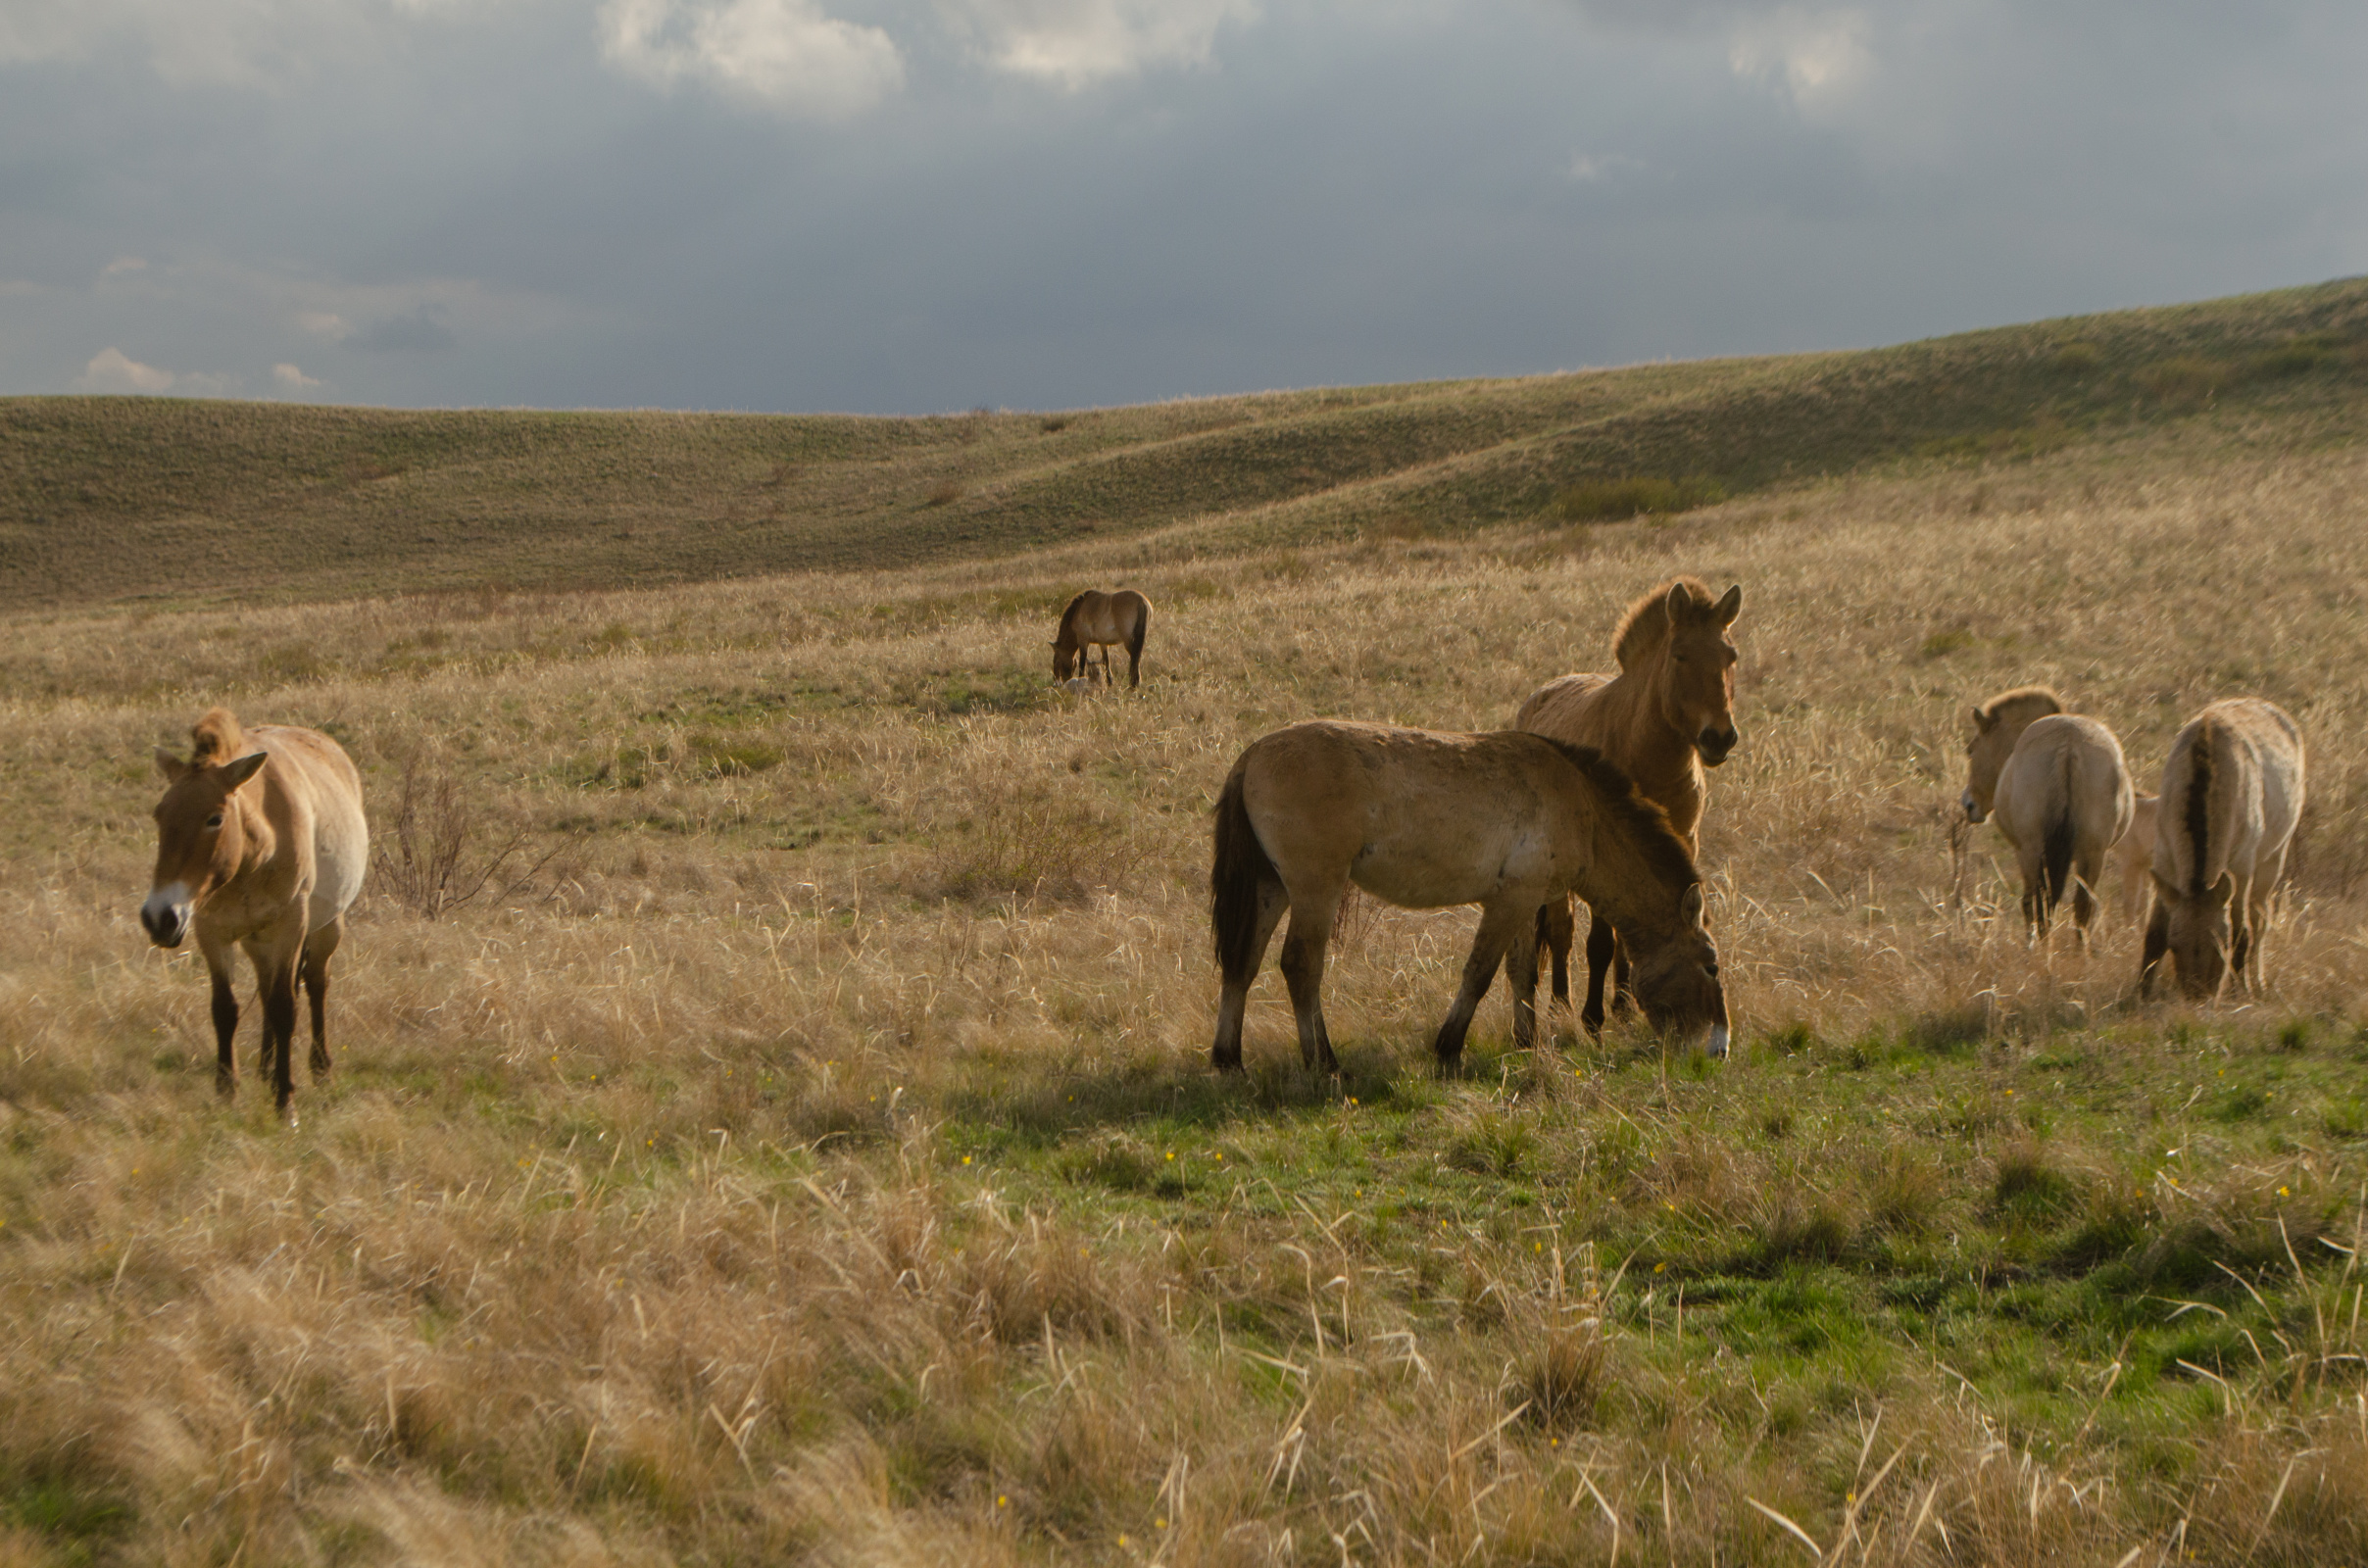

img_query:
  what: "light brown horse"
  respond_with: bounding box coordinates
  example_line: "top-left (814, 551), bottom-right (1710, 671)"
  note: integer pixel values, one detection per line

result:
top-left (2141, 698), bottom-right (2304, 1001)
top-left (1513, 577), bottom-right (1741, 1034)
top-left (1209, 720), bottom-right (1728, 1074)
top-left (141, 709), bottom-right (370, 1119)
top-left (1959, 687), bottom-right (2134, 945)
top-left (1052, 588), bottom-right (1152, 689)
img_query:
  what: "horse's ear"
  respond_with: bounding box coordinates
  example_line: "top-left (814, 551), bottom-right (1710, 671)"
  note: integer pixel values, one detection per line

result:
top-left (1663, 582), bottom-right (1695, 624)
top-left (1713, 584), bottom-right (1742, 627)
top-left (2208, 870), bottom-right (2237, 908)
top-left (1679, 883), bottom-right (1705, 927)
top-left (155, 748), bottom-right (190, 783)
top-left (1970, 706), bottom-right (1996, 735)
top-left (217, 752), bottom-right (269, 792)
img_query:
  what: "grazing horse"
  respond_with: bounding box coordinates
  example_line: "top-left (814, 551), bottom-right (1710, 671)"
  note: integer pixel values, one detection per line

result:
top-left (1209, 720), bottom-right (1728, 1074)
top-left (2115, 793), bottom-right (2160, 924)
top-left (2141, 699), bottom-right (2304, 1001)
top-left (141, 709), bottom-right (369, 1119)
top-left (1959, 687), bottom-right (2134, 945)
top-left (1052, 588), bottom-right (1152, 689)
top-left (1513, 577), bottom-right (1742, 1034)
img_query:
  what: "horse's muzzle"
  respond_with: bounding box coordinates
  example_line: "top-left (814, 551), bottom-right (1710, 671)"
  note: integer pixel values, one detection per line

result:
top-left (140, 891), bottom-right (189, 949)
top-left (1697, 726), bottom-right (1739, 766)
top-left (1959, 791), bottom-right (1986, 824)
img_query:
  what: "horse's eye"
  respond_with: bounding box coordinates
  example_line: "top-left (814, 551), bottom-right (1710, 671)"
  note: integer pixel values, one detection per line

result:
top-left (205, 813), bottom-right (224, 829)
top-left (1705, 961), bottom-right (1718, 977)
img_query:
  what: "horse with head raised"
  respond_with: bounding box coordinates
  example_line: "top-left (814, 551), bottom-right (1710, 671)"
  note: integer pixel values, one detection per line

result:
top-left (1052, 588), bottom-right (1153, 689)
top-left (141, 708), bottom-right (369, 1119)
top-left (1512, 577), bottom-right (1741, 1034)
top-left (2141, 698), bottom-right (2304, 1001)
top-left (1209, 720), bottom-right (1727, 1075)
top-left (1960, 685), bottom-right (2134, 946)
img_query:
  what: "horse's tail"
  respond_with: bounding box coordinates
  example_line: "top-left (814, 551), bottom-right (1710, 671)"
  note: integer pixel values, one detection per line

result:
top-left (1127, 597), bottom-right (1149, 663)
top-left (2040, 749), bottom-right (2077, 918)
top-left (1211, 760), bottom-right (1277, 986)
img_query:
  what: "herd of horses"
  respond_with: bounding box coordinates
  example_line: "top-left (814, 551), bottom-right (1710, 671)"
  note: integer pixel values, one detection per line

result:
top-left (136, 576), bottom-right (2300, 1114)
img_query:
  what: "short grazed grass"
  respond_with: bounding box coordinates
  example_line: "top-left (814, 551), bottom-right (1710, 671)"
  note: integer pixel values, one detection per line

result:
top-left (8, 286), bottom-right (2368, 1563)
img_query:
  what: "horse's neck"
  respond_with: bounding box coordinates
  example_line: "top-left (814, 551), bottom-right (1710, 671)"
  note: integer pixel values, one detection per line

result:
top-left (1591, 668), bottom-right (1704, 831)
top-left (1566, 800), bottom-right (1684, 938)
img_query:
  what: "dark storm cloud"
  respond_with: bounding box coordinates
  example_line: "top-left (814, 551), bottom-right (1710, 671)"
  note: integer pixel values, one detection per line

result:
top-left (0, 0), bottom-right (2362, 412)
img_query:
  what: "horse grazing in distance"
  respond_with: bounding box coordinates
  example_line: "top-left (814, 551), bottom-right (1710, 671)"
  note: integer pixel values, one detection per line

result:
top-left (2115, 793), bottom-right (2160, 924)
top-left (1513, 577), bottom-right (1742, 1035)
top-left (1052, 588), bottom-right (1153, 689)
top-left (1959, 686), bottom-right (2133, 945)
top-left (141, 709), bottom-right (369, 1119)
top-left (1209, 720), bottom-right (1727, 1075)
top-left (2141, 699), bottom-right (2304, 1001)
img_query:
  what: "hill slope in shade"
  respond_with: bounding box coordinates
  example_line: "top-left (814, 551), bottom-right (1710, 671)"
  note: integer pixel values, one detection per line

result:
top-left (4, 276), bottom-right (2367, 609)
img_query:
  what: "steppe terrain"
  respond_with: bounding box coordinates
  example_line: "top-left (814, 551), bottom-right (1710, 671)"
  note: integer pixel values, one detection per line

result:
top-left (6, 280), bottom-right (2368, 1564)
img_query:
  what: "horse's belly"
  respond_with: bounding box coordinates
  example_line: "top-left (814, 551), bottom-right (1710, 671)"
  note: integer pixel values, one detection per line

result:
top-left (309, 803), bottom-right (369, 930)
top-left (1350, 835), bottom-right (1548, 910)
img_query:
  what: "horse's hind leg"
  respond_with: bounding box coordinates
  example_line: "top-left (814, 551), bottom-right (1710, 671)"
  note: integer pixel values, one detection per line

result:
top-left (1579, 912), bottom-right (1616, 1037)
top-left (2139, 897), bottom-right (2171, 998)
top-left (302, 917), bottom-right (342, 1080)
top-left (1278, 888), bottom-right (1344, 1073)
top-left (1505, 913), bottom-right (1543, 1053)
top-left (1543, 898), bottom-right (1575, 1009)
top-left (1212, 879), bottom-right (1287, 1072)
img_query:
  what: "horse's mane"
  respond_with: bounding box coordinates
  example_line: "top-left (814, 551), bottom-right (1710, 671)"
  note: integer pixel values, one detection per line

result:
top-left (1610, 577), bottom-right (1716, 670)
top-left (190, 708), bottom-right (246, 765)
top-left (1531, 736), bottom-right (1701, 892)
top-left (1056, 591), bottom-right (1093, 640)
top-left (2183, 723), bottom-right (2216, 896)
top-left (1973, 686), bottom-right (2065, 727)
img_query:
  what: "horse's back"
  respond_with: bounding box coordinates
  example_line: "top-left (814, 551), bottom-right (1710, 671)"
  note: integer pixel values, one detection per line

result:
top-left (2156, 699), bottom-right (2304, 889)
top-left (1513, 672), bottom-right (1614, 746)
top-left (1999, 714), bottom-right (2130, 845)
top-left (251, 725), bottom-right (370, 929)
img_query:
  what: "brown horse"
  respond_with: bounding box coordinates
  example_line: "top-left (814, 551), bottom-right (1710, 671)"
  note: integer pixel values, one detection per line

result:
top-left (1513, 577), bottom-right (1742, 1033)
top-left (2141, 699), bottom-right (2304, 1001)
top-left (141, 709), bottom-right (370, 1119)
top-left (1209, 720), bottom-right (1727, 1074)
top-left (1052, 588), bottom-right (1152, 688)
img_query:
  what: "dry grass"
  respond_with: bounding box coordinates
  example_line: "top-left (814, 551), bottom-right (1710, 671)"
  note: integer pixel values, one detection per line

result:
top-left (10, 309), bottom-right (2368, 1561)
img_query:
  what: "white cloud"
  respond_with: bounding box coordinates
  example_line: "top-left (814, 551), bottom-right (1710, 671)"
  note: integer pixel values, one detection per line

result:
top-left (272, 362), bottom-right (323, 392)
top-left (298, 310), bottom-right (352, 339)
top-left (1569, 151), bottom-right (1643, 182)
top-left (599, 0), bottom-right (904, 117)
top-left (1728, 7), bottom-right (1872, 106)
top-left (101, 255), bottom-right (148, 277)
top-left (945, 0), bottom-right (1256, 88)
top-left (76, 347), bottom-right (175, 393)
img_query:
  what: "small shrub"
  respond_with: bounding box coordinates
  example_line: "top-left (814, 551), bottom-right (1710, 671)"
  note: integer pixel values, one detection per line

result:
top-left (922, 479), bottom-right (963, 507)
top-left (1553, 474), bottom-right (1726, 522)
top-left (371, 748), bottom-right (572, 918)
top-left (1039, 415), bottom-right (1070, 433)
top-left (1447, 1112), bottom-right (1535, 1178)
top-left (1863, 1145), bottom-right (1946, 1235)
top-left (2049, 341), bottom-right (2102, 374)
top-left (1992, 1143), bottom-right (2077, 1219)
top-left (2139, 355), bottom-right (2234, 409)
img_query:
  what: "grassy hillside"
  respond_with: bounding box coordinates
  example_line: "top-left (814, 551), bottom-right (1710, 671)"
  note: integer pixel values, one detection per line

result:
top-left (7, 282), bottom-right (2368, 1564)
top-left (5, 276), bottom-right (2368, 609)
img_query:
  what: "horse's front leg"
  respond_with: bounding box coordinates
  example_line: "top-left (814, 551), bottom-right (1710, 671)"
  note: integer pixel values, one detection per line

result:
top-left (247, 933), bottom-right (304, 1120)
top-left (200, 936), bottom-right (240, 1098)
top-left (1434, 903), bottom-right (1528, 1072)
top-left (1579, 911), bottom-right (1616, 1037)
top-left (2138, 897), bottom-right (2170, 998)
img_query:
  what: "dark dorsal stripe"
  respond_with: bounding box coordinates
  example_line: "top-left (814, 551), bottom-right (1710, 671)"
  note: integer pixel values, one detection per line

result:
top-left (1528, 735), bottom-right (1702, 893)
top-left (2184, 724), bottom-right (2215, 896)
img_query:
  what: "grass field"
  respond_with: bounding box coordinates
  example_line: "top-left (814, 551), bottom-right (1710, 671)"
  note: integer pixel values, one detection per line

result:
top-left (6, 282), bottom-right (2368, 1564)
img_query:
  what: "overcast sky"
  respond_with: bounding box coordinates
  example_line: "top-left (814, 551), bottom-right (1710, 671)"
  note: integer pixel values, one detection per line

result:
top-left (2, 0), bottom-right (2363, 413)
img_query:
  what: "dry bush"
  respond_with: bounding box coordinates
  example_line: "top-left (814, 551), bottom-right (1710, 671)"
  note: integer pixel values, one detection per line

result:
top-left (370, 746), bottom-right (570, 918)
